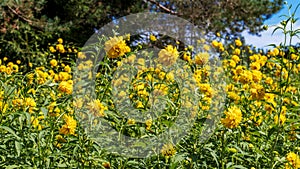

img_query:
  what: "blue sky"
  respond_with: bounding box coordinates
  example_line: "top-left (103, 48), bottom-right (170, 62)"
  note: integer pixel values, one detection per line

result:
top-left (242, 0), bottom-right (300, 49)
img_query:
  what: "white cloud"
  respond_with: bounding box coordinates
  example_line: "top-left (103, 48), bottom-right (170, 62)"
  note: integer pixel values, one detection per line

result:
top-left (242, 22), bottom-right (300, 49)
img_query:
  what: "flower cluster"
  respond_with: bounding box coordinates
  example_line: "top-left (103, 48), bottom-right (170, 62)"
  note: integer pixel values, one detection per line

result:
top-left (221, 106), bottom-right (242, 129)
top-left (285, 152), bottom-right (300, 169)
top-left (59, 115), bottom-right (77, 136)
top-left (158, 45), bottom-right (179, 66)
top-left (104, 36), bottom-right (131, 59)
top-left (161, 143), bottom-right (176, 158)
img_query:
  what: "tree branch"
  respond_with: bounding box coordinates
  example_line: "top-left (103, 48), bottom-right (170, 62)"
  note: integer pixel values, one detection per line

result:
top-left (7, 5), bottom-right (33, 25)
top-left (145, 0), bottom-right (180, 15)
top-left (7, 5), bottom-right (45, 31)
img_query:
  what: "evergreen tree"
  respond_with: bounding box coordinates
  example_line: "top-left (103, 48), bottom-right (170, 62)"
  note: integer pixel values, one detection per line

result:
top-left (0, 0), bottom-right (284, 61)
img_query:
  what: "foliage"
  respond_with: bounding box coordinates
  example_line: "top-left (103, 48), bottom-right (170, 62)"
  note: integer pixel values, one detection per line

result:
top-left (0, 0), bottom-right (58, 66)
top-left (147, 0), bottom-right (284, 37)
top-left (0, 0), bottom-right (146, 64)
top-left (0, 0), bottom-right (284, 64)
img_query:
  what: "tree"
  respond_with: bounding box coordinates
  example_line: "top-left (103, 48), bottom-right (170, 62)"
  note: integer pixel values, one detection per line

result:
top-left (0, 0), bottom-right (58, 62)
top-left (146, 0), bottom-right (284, 37)
top-left (0, 0), bottom-right (146, 62)
top-left (42, 0), bottom-right (147, 44)
top-left (0, 0), bottom-right (284, 62)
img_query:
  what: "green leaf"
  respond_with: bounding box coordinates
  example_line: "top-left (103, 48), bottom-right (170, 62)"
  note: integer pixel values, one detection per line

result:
top-left (25, 112), bottom-right (31, 126)
top-left (226, 162), bottom-right (234, 168)
top-left (267, 126), bottom-right (278, 139)
top-left (210, 151), bottom-right (219, 168)
top-left (0, 126), bottom-right (20, 140)
top-left (5, 165), bottom-right (20, 169)
top-left (271, 27), bottom-right (284, 35)
top-left (39, 130), bottom-right (46, 140)
top-left (57, 163), bottom-right (67, 167)
top-left (171, 153), bottom-right (187, 165)
top-left (40, 107), bottom-right (48, 117)
top-left (15, 141), bottom-right (21, 157)
top-left (232, 165), bottom-right (247, 169)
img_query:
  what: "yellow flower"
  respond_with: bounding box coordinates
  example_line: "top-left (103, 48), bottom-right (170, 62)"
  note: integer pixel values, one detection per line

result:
top-left (250, 62), bottom-right (261, 70)
top-left (87, 99), bottom-right (108, 117)
top-left (12, 98), bottom-right (24, 107)
top-left (161, 143), bottom-right (176, 157)
top-left (136, 101), bottom-right (144, 109)
top-left (58, 72), bottom-right (71, 81)
top-left (77, 52), bottom-right (86, 59)
top-left (198, 83), bottom-right (213, 97)
top-left (0, 65), bottom-right (6, 73)
top-left (239, 70), bottom-right (253, 84)
top-left (137, 58), bottom-right (145, 66)
top-left (59, 115), bottom-right (77, 136)
top-left (219, 46), bottom-right (225, 52)
top-left (227, 92), bottom-right (240, 102)
top-left (249, 143), bottom-right (254, 149)
top-left (127, 118), bottom-right (136, 125)
top-left (125, 54), bottom-right (136, 63)
top-left (211, 40), bottom-right (219, 48)
top-left (291, 53), bottom-right (299, 60)
top-left (212, 40), bottom-right (223, 50)
top-left (150, 34), bottom-right (157, 41)
top-left (54, 107), bottom-right (60, 115)
top-left (104, 36), bottom-right (131, 59)
top-left (55, 135), bottom-right (66, 143)
top-left (25, 97), bottom-right (36, 107)
top-left (50, 59), bottom-right (58, 67)
top-left (57, 38), bottom-right (63, 44)
top-left (73, 98), bottom-right (83, 109)
top-left (58, 81), bottom-right (73, 94)
top-left (229, 59), bottom-right (236, 68)
top-left (31, 116), bottom-right (43, 131)
top-left (228, 147), bottom-right (237, 153)
top-left (195, 52), bottom-right (209, 65)
top-left (221, 106), bottom-right (242, 129)
top-left (158, 71), bottom-right (166, 80)
top-left (183, 52), bottom-right (191, 62)
top-left (68, 48), bottom-right (72, 53)
top-left (12, 64), bottom-right (18, 73)
top-left (265, 76), bottom-right (273, 85)
top-left (233, 48), bottom-right (241, 55)
top-left (145, 119), bottom-right (152, 130)
top-left (49, 46), bottom-right (56, 53)
top-left (231, 55), bottom-right (240, 63)
top-left (273, 48), bottom-right (280, 56)
top-left (274, 113), bottom-right (286, 125)
top-left (166, 72), bottom-right (174, 82)
top-left (250, 83), bottom-right (265, 100)
top-left (158, 45), bottom-right (179, 66)
top-left (203, 44), bottom-right (210, 51)
top-left (235, 39), bottom-right (242, 47)
top-left (56, 44), bottom-right (65, 53)
top-left (153, 87), bottom-right (168, 98)
top-left (5, 67), bottom-right (12, 75)
top-left (7, 62), bottom-right (13, 68)
top-left (285, 152), bottom-right (300, 169)
top-left (64, 65), bottom-right (71, 73)
top-left (102, 162), bottom-right (111, 168)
